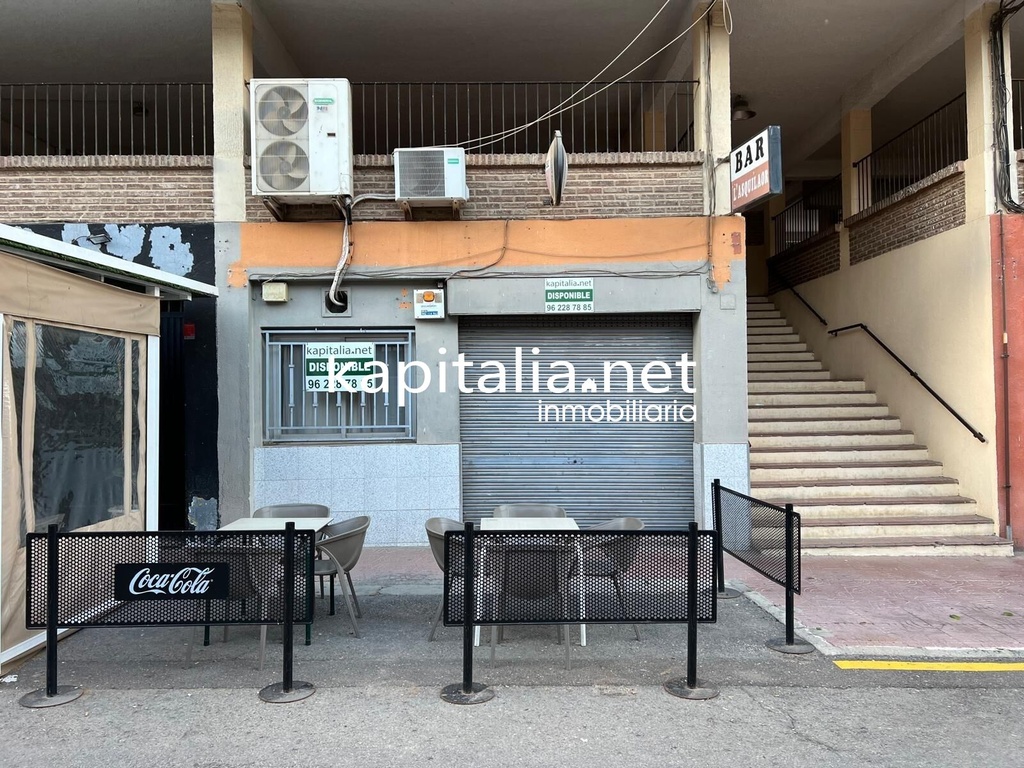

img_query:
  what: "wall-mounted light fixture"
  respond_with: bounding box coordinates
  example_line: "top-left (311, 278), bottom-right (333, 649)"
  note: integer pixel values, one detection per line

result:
top-left (731, 95), bottom-right (756, 121)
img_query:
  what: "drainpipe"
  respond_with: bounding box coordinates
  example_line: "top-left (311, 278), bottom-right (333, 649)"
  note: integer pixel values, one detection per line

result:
top-left (998, 213), bottom-right (1013, 542)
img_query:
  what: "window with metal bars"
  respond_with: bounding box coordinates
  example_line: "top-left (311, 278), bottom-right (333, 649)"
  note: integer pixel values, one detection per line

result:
top-left (262, 330), bottom-right (415, 442)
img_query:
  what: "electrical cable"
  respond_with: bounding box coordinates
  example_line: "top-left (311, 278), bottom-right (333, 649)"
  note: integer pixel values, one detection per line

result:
top-left (457, 2), bottom-right (720, 153)
top-left (991, 0), bottom-right (1024, 214)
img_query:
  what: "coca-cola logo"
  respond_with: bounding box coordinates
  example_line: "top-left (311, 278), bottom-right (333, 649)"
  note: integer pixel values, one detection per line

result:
top-left (114, 563), bottom-right (229, 601)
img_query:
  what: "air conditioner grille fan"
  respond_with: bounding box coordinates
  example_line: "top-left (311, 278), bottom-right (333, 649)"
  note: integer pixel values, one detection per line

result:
top-left (258, 141), bottom-right (310, 192)
top-left (257, 85), bottom-right (309, 137)
top-left (398, 149), bottom-right (447, 197)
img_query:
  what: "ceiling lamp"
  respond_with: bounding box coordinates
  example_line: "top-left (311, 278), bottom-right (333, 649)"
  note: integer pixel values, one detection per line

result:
top-left (731, 95), bottom-right (756, 121)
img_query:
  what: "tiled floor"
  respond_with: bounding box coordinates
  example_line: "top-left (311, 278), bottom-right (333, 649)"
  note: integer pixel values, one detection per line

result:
top-left (356, 545), bottom-right (1024, 655)
top-left (726, 554), bottom-right (1024, 654)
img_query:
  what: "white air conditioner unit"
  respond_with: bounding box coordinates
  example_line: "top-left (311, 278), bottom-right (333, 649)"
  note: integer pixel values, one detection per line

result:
top-left (251, 78), bottom-right (353, 200)
top-left (393, 147), bottom-right (469, 206)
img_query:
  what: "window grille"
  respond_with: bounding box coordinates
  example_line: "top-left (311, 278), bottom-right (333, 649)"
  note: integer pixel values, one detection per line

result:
top-left (263, 330), bottom-right (415, 442)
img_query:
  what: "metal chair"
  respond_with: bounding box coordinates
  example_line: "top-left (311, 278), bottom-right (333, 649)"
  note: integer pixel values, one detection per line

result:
top-left (314, 516), bottom-right (371, 637)
top-left (252, 503), bottom-right (330, 518)
top-left (492, 503), bottom-right (567, 518)
top-left (576, 517), bottom-right (646, 641)
top-left (252, 504), bottom-right (331, 594)
top-left (425, 516), bottom-right (463, 641)
top-left (491, 542), bottom-right (574, 669)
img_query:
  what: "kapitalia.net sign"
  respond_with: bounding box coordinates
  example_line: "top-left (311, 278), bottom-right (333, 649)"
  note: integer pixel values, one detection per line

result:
top-left (730, 125), bottom-right (782, 212)
top-left (305, 342), bottom-right (375, 392)
top-left (545, 277), bottom-right (594, 313)
top-left (114, 563), bottom-right (230, 600)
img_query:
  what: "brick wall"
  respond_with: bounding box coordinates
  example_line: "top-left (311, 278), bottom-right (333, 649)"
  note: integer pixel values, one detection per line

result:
top-left (247, 152), bottom-right (704, 222)
top-left (0, 156), bottom-right (214, 223)
top-left (848, 165), bottom-right (965, 266)
top-left (767, 231), bottom-right (840, 292)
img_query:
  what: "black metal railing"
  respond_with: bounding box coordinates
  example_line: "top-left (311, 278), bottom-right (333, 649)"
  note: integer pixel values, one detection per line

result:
top-left (441, 523), bottom-right (719, 702)
top-left (712, 480), bottom-right (811, 654)
top-left (765, 259), bottom-right (828, 326)
top-left (351, 81), bottom-right (696, 154)
top-left (829, 324), bottom-right (986, 442)
top-left (1, 80), bottom-right (695, 158)
top-left (21, 524), bottom-right (315, 707)
top-left (771, 174), bottom-right (843, 255)
top-left (853, 93), bottom-right (967, 212)
top-left (0, 83), bottom-right (214, 157)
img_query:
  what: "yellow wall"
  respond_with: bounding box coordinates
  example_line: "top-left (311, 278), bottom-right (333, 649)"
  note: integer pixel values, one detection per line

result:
top-left (773, 217), bottom-right (998, 523)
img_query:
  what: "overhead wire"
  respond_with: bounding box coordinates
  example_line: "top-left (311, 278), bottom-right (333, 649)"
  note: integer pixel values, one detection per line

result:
top-left (458, 1), bottom-right (721, 153)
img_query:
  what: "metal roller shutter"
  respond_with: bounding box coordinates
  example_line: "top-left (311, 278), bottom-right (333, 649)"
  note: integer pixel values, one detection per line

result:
top-left (459, 313), bottom-right (695, 529)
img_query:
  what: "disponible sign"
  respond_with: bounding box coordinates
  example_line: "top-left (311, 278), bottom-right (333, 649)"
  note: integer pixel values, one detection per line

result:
top-left (114, 564), bottom-right (230, 600)
top-left (545, 278), bottom-right (594, 313)
top-left (730, 126), bottom-right (782, 212)
top-left (305, 342), bottom-right (375, 391)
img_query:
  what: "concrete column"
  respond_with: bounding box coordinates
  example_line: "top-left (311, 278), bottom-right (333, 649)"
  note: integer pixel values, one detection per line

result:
top-left (840, 109), bottom-right (871, 268)
top-left (212, 2), bottom-right (252, 223)
top-left (692, 2), bottom-right (732, 215)
top-left (964, 3), bottom-right (1001, 221)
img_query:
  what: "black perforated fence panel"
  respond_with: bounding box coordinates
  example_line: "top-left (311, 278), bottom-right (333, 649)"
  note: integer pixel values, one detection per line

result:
top-left (715, 484), bottom-right (801, 594)
top-left (26, 530), bottom-right (314, 628)
top-left (443, 530), bottom-right (716, 626)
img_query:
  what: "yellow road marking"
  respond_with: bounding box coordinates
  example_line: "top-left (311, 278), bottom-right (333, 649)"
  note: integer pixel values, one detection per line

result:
top-left (834, 660), bottom-right (1024, 672)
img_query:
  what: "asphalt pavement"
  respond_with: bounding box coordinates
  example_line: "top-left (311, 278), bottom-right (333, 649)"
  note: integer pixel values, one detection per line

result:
top-left (1, 546), bottom-right (1022, 768)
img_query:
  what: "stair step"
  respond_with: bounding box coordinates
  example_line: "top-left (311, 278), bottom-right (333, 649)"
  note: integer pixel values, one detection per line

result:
top-left (799, 514), bottom-right (994, 539)
top-left (750, 404), bottom-right (890, 419)
top-left (747, 326), bottom-right (797, 336)
top-left (748, 361), bottom-right (825, 372)
top-left (746, 342), bottom-right (808, 353)
top-left (750, 445), bottom-right (930, 464)
top-left (751, 461), bottom-right (943, 482)
top-left (749, 431), bottom-right (916, 448)
top-left (748, 370), bottom-right (832, 381)
top-left (748, 351), bottom-right (817, 362)
top-left (749, 391), bottom-right (876, 406)
top-left (801, 535), bottom-right (1014, 557)
top-left (791, 497), bottom-right (979, 519)
top-left (748, 318), bottom-right (789, 328)
top-left (749, 416), bottom-right (902, 434)
top-left (748, 380), bottom-right (865, 393)
top-left (753, 476), bottom-right (960, 500)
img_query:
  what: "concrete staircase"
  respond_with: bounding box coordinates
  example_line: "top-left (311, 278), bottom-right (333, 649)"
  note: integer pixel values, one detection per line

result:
top-left (747, 295), bottom-right (1013, 556)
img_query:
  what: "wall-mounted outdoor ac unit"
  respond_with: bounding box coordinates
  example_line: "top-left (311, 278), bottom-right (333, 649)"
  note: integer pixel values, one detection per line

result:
top-left (393, 147), bottom-right (469, 206)
top-left (251, 78), bottom-right (353, 200)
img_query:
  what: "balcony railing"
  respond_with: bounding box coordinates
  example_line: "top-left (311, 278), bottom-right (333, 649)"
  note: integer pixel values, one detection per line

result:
top-left (771, 174), bottom-right (842, 255)
top-left (853, 93), bottom-right (967, 212)
top-left (351, 81), bottom-right (696, 154)
top-left (0, 83), bottom-right (213, 156)
top-left (1, 80), bottom-right (696, 158)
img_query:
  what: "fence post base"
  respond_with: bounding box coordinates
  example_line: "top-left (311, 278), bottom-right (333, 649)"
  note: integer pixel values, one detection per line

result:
top-left (19, 686), bottom-right (83, 708)
top-left (766, 637), bottom-right (815, 655)
top-left (662, 679), bottom-right (719, 701)
top-left (440, 682), bottom-right (494, 705)
top-left (258, 681), bottom-right (315, 703)
top-left (717, 586), bottom-right (742, 599)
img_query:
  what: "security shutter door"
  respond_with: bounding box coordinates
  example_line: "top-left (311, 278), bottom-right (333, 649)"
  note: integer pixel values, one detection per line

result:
top-left (459, 314), bottom-right (694, 529)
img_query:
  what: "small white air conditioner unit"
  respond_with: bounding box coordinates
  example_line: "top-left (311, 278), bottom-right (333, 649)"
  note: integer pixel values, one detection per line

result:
top-left (393, 147), bottom-right (469, 206)
top-left (251, 78), bottom-right (353, 201)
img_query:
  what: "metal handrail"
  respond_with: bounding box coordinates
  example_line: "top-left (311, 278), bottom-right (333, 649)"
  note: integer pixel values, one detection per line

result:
top-left (765, 260), bottom-right (828, 326)
top-left (828, 323), bottom-right (985, 443)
